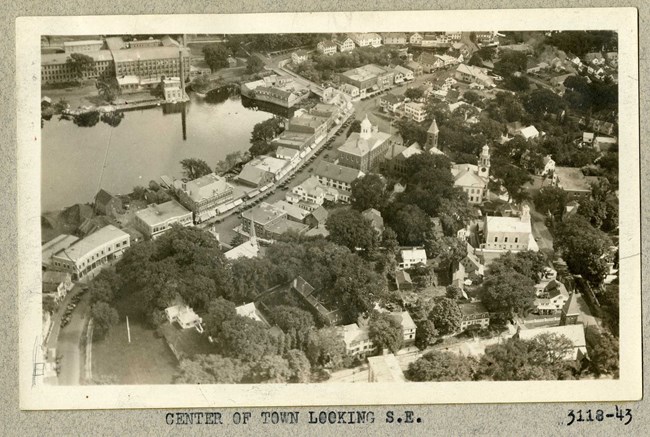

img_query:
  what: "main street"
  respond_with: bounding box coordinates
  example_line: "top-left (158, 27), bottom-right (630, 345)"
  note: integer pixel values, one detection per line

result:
top-left (54, 291), bottom-right (91, 385)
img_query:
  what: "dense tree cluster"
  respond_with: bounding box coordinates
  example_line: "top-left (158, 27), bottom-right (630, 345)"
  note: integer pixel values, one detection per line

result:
top-left (546, 31), bottom-right (617, 58)
top-left (480, 252), bottom-right (537, 317)
top-left (406, 333), bottom-right (581, 381)
top-left (180, 158), bottom-right (213, 180)
top-left (249, 116), bottom-right (285, 157)
top-left (554, 215), bottom-right (613, 287)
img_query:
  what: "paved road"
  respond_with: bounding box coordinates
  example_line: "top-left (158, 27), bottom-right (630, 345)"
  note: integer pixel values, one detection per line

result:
top-left (56, 292), bottom-right (91, 385)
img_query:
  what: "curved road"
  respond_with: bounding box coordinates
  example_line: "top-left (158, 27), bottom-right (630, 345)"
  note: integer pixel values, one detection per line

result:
top-left (56, 293), bottom-right (91, 385)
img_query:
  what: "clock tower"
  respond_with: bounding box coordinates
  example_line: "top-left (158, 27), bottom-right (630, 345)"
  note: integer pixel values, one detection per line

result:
top-left (478, 144), bottom-right (490, 180)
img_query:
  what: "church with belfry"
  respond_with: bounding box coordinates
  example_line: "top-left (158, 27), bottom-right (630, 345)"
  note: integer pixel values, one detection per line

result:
top-left (451, 144), bottom-right (491, 204)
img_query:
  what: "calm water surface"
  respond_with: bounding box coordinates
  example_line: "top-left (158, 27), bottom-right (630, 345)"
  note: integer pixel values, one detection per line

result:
top-left (41, 92), bottom-right (274, 212)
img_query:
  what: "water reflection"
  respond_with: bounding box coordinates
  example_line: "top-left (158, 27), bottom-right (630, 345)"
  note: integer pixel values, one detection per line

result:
top-left (41, 90), bottom-right (274, 211)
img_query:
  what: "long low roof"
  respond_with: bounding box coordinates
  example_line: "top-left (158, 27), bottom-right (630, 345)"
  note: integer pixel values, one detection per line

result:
top-left (42, 50), bottom-right (114, 65)
top-left (485, 215), bottom-right (531, 234)
top-left (54, 225), bottom-right (129, 263)
top-left (111, 46), bottom-right (189, 63)
top-left (313, 161), bottom-right (364, 184)
top-left (135, 200), bottom-right (191, 226)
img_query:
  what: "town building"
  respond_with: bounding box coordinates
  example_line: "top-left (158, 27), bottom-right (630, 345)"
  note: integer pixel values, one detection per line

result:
top-left (418, 52), bottom-right (445, 73)
top-left (235, 302), bottom-right (271, 327)
top-left (111, 45), bottom-right (191, 87)
top-left (560, 291), bottom-right (581, 326)
top-left (451, 145), bottom-right (491, 204)
top-left (403, 101), bottom-right (427, 122)
top-left (134, 200), bottom-right (193, 239)
top-left (341, 323), bottom-right (373, 355)
top-left (287, 110), bottom-right (330, 143)
top-left (381, 32), bottom-right (407, 45)
top-left (240, 75), bottom-right (310, 108)
top-left (41, 50), bottom-right (115, 84)
top-left (42, 271), bottom-right (73, 303)
top-left (339, 64), bottom-right (394, 98)
top-left (42, 234), bottom-right (80, 270)
top-left (287, 175), bottom-right (347, 208)
top-left (409, 33), bottom-right (423, 45)
top-left (534, 279), bottom-right (570, 315)
top-left (368, 354), bottom-right (406, 382)
top-left (271, 130), bottom-right (315, 152)
top-left (94, 189), bottom-right (123, 218)
top-left (406, 60), bottom-right (424, 76)
top-left (128, 38), bottom-right (162, 49)
top-left (481, 205), bottom-right (538, 253)
top-left (241, 202), bottom-right (309, 240)
top-left (161, 77), bottom-right (185, 101)
top-left (461, 246), bottom-right (485, 279)
top-left (176, 173), bottom-right (234, 223)
top-left (391, 311), bottom-right (417, 344)
top-left (63, 39), bottom-right (104, 53)
top-left (459, 302), bottom-right (490, 331)
top-left (275, 146), bottom-right (301, 163)
top-left (317, 40), bottom-right (338, 55)
top-left (425, 118), bottom-right (439, 151)
top-left (291, 49), bottom-right (310, 65)
top-left (553, 166), bottom-right (599, 200)
top-left (379, 93), bottom-right (406, 113)
top-left (385, 142), bottom-right (423, 175)
top-left (224, 239), bottom-right (260, 260)
top-left (399, 247), bottom-right (427, 269)
top-left (337, 116), bottom-right (397, 172)
top-left (454, 64), bottom-right (495, 88)
top-left (50, 225), bottom-right (130, 280)
top-left (305, 206), bottom-right (329, 228)
top-left (362, 208), bottom-right (384, 234)
top-left (291, 276), bottom-right (343, 325)
top-left (236, 164), bottom-right (275, 188)
top-left (335, 37), bottom-right (355, 52)
top-left (165, 297), bottom-right (203, 332)
top-left (516, 324), bottom-right (588, 361)
top-left (395, 270), bottom-right (414, 290)
top-left (348, 32), bottom-right (382, 47)
top-left (391, 65), bottom-right (414, 83)
top-left (313, 161), bottom-right (364, 192)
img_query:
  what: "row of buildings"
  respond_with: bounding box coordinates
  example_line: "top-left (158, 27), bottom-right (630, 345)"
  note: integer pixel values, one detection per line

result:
top-left (240, 74), bottom-right (311, 108)
top-left (338, 63), bottom-right (414, 99)
top-left (41, 36), bottom-right (190, 94)
top-left (315, 31), bottom-right (499, 55)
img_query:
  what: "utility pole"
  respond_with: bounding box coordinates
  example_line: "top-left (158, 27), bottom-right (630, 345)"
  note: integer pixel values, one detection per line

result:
top-left (126, 315), bottom-right (131, 343)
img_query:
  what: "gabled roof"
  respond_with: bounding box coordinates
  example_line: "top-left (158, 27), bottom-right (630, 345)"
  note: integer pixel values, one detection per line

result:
top-left (95, 189), bottom-right (118, 207)
top-left (237, 165), bottom-right (272, 187)
top-left (309, 206), bottom-right (329, 224)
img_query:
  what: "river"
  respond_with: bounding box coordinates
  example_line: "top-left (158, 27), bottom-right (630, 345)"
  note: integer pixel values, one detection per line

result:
top-left (41, 89), bottom-right (276, 212)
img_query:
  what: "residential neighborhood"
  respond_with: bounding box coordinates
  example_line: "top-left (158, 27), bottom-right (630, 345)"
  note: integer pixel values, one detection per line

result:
top-left (38, 30), bottom-right (620, 386)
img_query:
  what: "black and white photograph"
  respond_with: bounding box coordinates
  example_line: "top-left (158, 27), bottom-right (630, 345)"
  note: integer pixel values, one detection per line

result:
top-left (16, 9), bottom-right (640, 410)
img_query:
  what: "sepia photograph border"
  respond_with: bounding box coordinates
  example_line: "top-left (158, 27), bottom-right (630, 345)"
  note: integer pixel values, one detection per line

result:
top-left (17, 8), bottom-right (641, 410)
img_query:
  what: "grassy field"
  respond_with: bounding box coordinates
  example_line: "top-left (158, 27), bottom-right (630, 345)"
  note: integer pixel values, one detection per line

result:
top-left (91, 293), bottom-right (178, 385)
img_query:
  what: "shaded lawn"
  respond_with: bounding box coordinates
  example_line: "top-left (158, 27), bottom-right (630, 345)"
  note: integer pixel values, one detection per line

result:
top-left (91, 292), bottom-right (178, 384)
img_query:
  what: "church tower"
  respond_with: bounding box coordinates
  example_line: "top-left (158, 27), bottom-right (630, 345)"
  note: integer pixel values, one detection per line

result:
top-left (478, 144), bottom-right (490, 180)
top-left (360, 115), bottom-right (372, 140)
top-left (426, 118), bottom-right (439, 151)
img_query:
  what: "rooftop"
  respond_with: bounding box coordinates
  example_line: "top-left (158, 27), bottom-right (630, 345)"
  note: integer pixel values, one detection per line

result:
top-left (485, 215), bottom-right (531, 235)
top-left (63, 40), bottom-right (103, 47)
top-left (459, 302), bottom-right (490, 318)
top-left (517, 324), bottom-right (587, 359)
top-left (135, 200), bottom-right (191, 226)
top-left (235, 302), bottom-right (270, 326)
top-left (391, 311), bottom-right (416, 331)
top-left (183, 173), bottom-right (232, 203)
top-left (42, 234), bottom-right (80, 264)
top-left (339, 130), bottom-right (393, 157)
top-left (400, 247), bottom-right (427, 260)
top-left (224, 240), bottom-right (260, 260)
top-left (368, 354), bottom-right (406, 382)
top-left (272, 200), bottom-right (311, 221)
top-left (313, 161), bottom-right (364, 184)
top-left (55, 225), bottom-right (129, 263)
top-left (41, 50), bottom-right (114, 65)
top-left (554, 167), bottom-right (593, 193)
top-left (242, 202), bottom-right (286, 225)
top-left (111, 46), bottom-right (190, 63)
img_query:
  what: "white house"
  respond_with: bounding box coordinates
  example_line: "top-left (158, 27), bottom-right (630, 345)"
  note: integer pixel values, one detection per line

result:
top-left (482, 205), bottom-right (539, 253)
top-left (340, 323), bottom-right (373, 355)
top-left (165, 299), bottom-right (204, 333)
top-left (534, 279), bottom-right (570, 315)
top-left (336, 37), bottom-right (355, 52)
top-left (235, 302), bottom-right (271, 327)
top-left (399, 247), bottom-right (427, 269)
top-left (317, 40), bottom-right (337, 55)
top-left (403, 101), bottom-right (427, 122)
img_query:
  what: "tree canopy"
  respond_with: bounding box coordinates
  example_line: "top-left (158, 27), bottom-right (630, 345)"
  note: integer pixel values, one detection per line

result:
top-left (175, 354), bottom-right (247, 384)
top-left (480, 268), bottom-right (535, 316)
top-left (428, 297), bottom-right (463, 335)
top-left (406, 350), bottom-right (475, 381)
top-left (350, 174), bottom-right (389, 212)
top-left (554, 215), bottom-right (612, 287)
top-left (325, 208), bottom-right (378, 254)
top-left (367, 311), bottom-right (403, 354)
top-left (180, 158), bottom-right (213, 180)
top-left (202, 44), bottom-right (231, 72)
